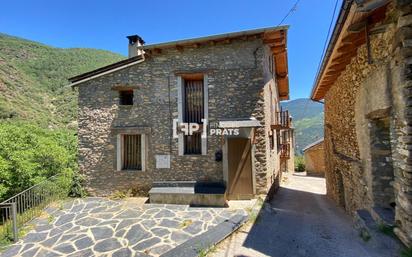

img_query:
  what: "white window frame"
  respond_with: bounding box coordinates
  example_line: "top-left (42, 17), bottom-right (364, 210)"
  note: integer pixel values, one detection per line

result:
top-left (177, 75), bottom-right (208, 156)
top-left (116, 133), bottom-right (146, 171)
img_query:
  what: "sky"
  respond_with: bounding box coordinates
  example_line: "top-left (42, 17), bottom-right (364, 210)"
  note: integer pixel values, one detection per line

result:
top-left (0, 0), bottom-right (341, 100)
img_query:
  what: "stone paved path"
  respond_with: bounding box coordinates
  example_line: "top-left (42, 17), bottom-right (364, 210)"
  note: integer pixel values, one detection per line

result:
top-left (210, 173), bottom-right (403, 257)
top-left (1, 197), bottom-right (246, 257)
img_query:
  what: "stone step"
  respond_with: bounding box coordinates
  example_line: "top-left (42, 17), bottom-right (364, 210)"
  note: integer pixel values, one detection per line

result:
top-left (160, 214), bottom-right (248, 257)
top-left (354, 209), bottom-right (376, 238)
top-left (149, 181), bottom-right (227, 207)
top-left (152, 181), bottom-right (196, 188)
top-left (370, 206), bottom-right (395, 227)
top-left (354, 209), bottom-right (404, 252)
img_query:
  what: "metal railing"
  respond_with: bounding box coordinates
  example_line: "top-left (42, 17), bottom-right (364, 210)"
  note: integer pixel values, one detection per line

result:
top-left (0, 174), bottom-right (69, 242)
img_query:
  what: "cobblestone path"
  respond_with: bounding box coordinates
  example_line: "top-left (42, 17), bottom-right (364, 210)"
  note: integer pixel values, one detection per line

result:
top-left (1, 197), bottom-right (246, 257)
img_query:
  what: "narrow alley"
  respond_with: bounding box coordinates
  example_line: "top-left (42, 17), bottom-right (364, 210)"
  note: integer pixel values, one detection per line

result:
top-left (211, 173), bottom-right (403, 257)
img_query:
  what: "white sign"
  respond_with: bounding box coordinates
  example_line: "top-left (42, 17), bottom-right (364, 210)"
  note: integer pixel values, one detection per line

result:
top-left (156, 155), bottom-right (170, 169)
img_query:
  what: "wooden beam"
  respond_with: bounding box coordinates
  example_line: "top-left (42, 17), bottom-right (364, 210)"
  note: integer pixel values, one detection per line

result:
top-left (263, 38), bottom-right (285, 44)
top-left (325, 69), bottom-right (343, 76)
top-left (176, 45), bottom-right (184, 52)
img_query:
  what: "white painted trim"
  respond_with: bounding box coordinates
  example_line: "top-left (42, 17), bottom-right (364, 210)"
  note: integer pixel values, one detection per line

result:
top-left (117, 133), bottom-right (146, 172)
top-left (68, 59), bottom-right (145, 87)
top-left (178, 134), bottom-right (184, 156)
top-left (202, 75), bottom-right (208, 155)
top-left (116, 134), bottom-right (122, 171)
top-left (177, 76), bottom-right (184, 156)
top-left (141, 134), bottom-right (146, 171)
top-left (177, 76), bottom-right (184, 123)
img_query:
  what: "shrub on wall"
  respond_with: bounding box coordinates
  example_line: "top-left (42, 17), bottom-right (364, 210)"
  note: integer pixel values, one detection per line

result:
top-left (0, 122), bottom-right (82, 200)
top-left (295, 156), bottom-right (305, 172)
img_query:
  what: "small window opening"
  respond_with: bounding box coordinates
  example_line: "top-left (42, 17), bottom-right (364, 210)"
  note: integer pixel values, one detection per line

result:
top-left (119, 90), bottom-right (134, 105)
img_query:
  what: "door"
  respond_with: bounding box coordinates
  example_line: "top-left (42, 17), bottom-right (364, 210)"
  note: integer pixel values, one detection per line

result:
top-left (227, 138), bottom-right (254, 199)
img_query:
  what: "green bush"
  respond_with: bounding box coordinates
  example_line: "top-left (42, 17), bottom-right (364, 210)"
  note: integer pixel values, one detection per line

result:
top-left (0, 121), bottom-right (81, 201)
top-left (295, 156), bottom-right (305, 172)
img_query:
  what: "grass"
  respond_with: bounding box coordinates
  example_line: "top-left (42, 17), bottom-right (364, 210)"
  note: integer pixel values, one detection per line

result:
top-left (401, 247), bottom-right (412, 257)
top-left (180, 219), bottom-right (193, 229)
top-left (377, 223), bottom-right (396, 237)
top-left (108, 190), bottom-right (132, 200)
top-left (359, 229), bottom-right (371, 242)
top-left (247, 197), bottom-right (264, 224)
top-left (197, 244), bottom-right (217, 257)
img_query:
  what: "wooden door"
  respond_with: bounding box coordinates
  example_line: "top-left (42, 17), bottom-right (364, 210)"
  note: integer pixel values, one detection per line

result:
top-left (227, 138), bottom-right (253, 199)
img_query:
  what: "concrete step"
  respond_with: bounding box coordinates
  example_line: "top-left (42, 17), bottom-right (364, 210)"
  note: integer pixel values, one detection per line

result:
top-left (149, 181), bottom-right (227, 207)
top-left (354, 209), bottom-right (404, 253)
top-left (371, 206), bottom-right (395, 227)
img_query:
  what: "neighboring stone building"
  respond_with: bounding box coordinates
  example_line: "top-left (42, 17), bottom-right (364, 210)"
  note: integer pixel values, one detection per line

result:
top-left (303, 139), bottom-right (325, 177)
top-left (312, 0), bottom-right (412, 246)
top-left (69, 27), bottom-right (294, 204)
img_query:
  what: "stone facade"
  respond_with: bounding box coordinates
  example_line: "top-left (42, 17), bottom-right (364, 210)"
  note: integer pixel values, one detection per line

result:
top-left (323, 1), bottom-right (412, 246)
top-left (303, 141), bottom-right (325, 177)
top-left (76, 37), bottom-right (290, 198)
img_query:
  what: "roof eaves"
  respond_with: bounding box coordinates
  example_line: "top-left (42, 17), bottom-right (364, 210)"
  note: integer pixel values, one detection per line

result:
top-left (310, 0), bottom-right (353, 100)
top-left (68, 55), bottom-right (144, 85)
top-left (302, 138), bottom-right (325, 152)
top-left (139, 25), bottom-right (289, 50)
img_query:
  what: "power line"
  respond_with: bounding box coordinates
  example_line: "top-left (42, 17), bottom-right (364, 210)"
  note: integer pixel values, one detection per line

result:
top-left (301, 0), bottom-right (339, 120)
top-left (315, 0), bottom-right (340, 80)
top-left (278, 0), bottom-right (301, 26)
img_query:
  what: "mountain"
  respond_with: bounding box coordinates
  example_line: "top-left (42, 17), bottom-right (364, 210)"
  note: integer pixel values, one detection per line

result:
top-left (0, 34), bottom-right (323, 155)
top-left (0, 33), bottom-right (125, 128)
top-left (281, 98), bottom-right (324, 155)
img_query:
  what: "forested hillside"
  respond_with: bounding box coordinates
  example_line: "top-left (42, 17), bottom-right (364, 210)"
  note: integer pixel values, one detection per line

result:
top-left (281, 98), bottom-right (324, 155)
top-left (0, 33), bottom-right (124, 128)
top-left (0, 33), bottom-right (124, 201)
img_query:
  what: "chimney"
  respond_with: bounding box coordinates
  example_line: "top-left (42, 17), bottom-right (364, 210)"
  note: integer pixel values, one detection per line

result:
top-left (127, 35), bottom-right (145, 58)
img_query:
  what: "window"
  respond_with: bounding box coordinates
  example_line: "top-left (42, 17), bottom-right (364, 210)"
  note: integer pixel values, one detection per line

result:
top-left (119, 90), bottom-right (134, 105)
top-left (121, 134), bottom-right (142, 170)
top-left (269, 131), bottom-right (274, 150)
top-left (183, 78), bottom-right (204, 154)
top-left (184, 133), bottom-right (201, 155)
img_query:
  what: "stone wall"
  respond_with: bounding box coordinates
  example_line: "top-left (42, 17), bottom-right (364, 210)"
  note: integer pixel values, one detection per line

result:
top-left (77, 37), bottom-right (284, 197)
top-left (304, 142), bottom-right (325, 177)
top-left (324, 0), bottom-right (412, 246)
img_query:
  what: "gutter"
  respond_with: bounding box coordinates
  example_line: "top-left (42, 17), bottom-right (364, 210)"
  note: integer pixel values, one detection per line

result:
top-left (310, 0), bottom-right (353, 100)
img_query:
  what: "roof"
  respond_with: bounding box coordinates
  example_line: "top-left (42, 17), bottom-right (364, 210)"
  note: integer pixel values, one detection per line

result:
top-left (68, 55), bottom-right (144, 84)
top-left (303, 138), bottom-right (324, 152)
top-left (138, 26), bottom-right (288, 50)
top-left (68, 26), bottom-right (290, 100)
top-left (311, 0), bottom-right (389, 101)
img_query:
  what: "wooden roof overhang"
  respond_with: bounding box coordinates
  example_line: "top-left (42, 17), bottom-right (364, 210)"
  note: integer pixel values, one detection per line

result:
top-left (263, 29), bottom-right (289, 100)
top-left (311, 0), bottom-right (389, 101)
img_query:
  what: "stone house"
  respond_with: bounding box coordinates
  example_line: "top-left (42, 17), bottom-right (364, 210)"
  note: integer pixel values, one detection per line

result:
top-left (311, 0), bottom-right (412, 246)
top-left (303, 139), bottom-right (325, 177)
top-left (69, 26), bottom-right (294, 205)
